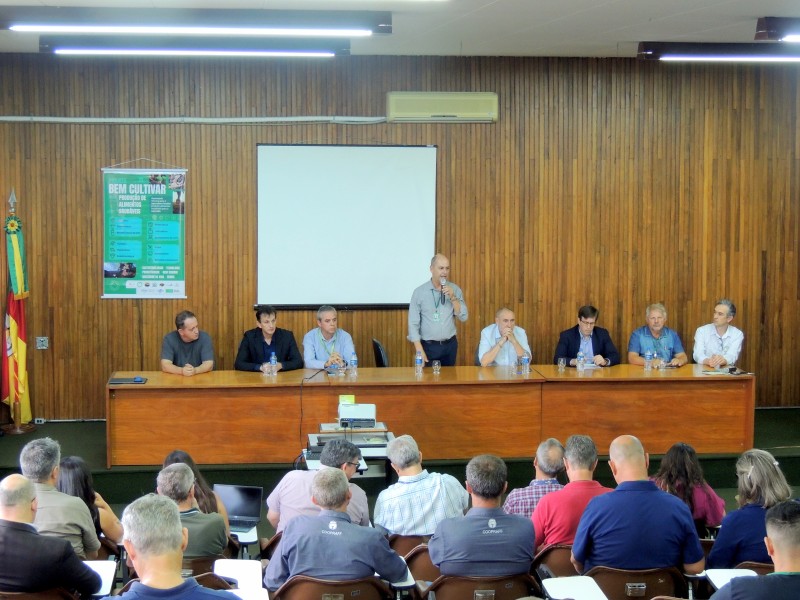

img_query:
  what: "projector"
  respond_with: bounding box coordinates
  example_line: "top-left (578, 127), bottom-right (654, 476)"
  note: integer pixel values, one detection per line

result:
top-left (338, 403), bottom-right (376, 429)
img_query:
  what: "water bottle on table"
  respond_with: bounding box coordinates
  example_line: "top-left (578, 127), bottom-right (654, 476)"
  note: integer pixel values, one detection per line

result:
top-left (349, 352), bottom-right (358, 376)
top-left (269, 352), bottom-right (277, 376)
top-left (644, 350), bottom-right (652, 372)
top-left (576, 351), bottom-right (585, 372)
top-left (415, 351), bottom-right (424, 376)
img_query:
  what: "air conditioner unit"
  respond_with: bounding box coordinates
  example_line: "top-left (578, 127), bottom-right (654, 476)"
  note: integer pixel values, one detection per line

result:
top-left (386, 92), bottom-right (498, 123)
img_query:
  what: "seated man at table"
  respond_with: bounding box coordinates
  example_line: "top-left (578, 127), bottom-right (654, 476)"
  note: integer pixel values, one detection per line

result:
top-left (478, 307), bottom-right (532, 366)
top-left (710, 499), bottom-right (800, 600)
top-left (374, 435), bottom-right (469, 535)
top-left (109, 493), bottom-right (233, 600)
top-left (266, 439), bottom-right (370, 533)
top-left (554, 305), bottom-right (620, 367)
top-left (156, 464), bottom-right (227, 558)
top-left (302, 305), bottom-right (356, 369)
top-left (19, 437), bottom-right (100, 559)
top-left (532, 434), bottom-right (612, 550)
top-left (161, 310), bottom-right (214, 377)
top-left (503, 438), bottom-right (564, 518)
top-left (429, 454), bottom-right (534, 576)
top-left (264, 468), bottom-right (411, 592)
top-left (234, 305), bottom-right (303, 373)
top-left (0, 474), bottom-right (100, 599)
top-left (571, 435), bottom-right (704, 575)
top-left (627, 303), bottom-right (689, 367)
top-left (693, 298), bottom-right (745, 368)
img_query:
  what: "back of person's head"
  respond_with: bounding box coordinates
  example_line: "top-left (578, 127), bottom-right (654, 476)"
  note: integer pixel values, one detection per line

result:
top-left (565, 435), bottom-right (597, 470)
top-left (122, 494), bottom-right (183, 557)
top-left (766, 500), bottom-right (800, 551)
top-left (0, 473), bottom-right (35, 512)
top-left (654, 442), bottom-right (705, 498)
top-left (163, 450), bottom-right (217, 513)
top-left (387, 435), bottom-right (421, 469)
top-left (19, 437), bottom-right (61, 483)
top-left (536, 438), bottom-right (565, 477)
top-left (577, 305), bottom-right (599, 320)
top-left (320, 439), bottom-right (361, 469)
top-left (174, 310), bottom-right (195, 330)
top-left (736, 449), bottom-right (792, 508)
top-left (609, 435), bottom-right (648, 482)
top-left (157, 463), bottom-right (195, 503)
top-left (255, 305), bottom-right (276, 321)
top-left (57, 456), bottom-right (99, 520)
top-left (466, 454), bottom-right (507, 499)
top-left (312, 468), bottom-right (349, 510)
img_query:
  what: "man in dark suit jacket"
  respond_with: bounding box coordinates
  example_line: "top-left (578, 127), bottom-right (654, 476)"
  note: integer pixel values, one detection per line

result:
top-left (0, 474), bottom-right (100, 598)
top-left (234, 305), bottom-right (303, 372)
top-left (554, 305), bottom-right (620, 366)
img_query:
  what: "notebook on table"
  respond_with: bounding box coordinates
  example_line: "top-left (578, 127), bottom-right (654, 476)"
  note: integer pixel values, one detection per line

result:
top-left (213, 484), bottom-right (263, 533)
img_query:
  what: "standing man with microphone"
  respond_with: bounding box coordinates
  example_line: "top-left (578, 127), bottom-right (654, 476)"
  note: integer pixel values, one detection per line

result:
top-left (408, 254), bottom-right (468, 366)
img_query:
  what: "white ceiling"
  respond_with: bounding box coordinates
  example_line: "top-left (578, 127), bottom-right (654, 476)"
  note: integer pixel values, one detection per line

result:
top-left (0, 0), bottom-right (798, 57)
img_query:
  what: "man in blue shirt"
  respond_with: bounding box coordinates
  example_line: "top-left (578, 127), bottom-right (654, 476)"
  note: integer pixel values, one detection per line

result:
top-left (571, 435), bottom-right (704, 575)
top-left (302, 305), bottom-right (356, 369)
top-left (478, 308), bottom-right (531, 367)
top-left (627, 303), bottom-right (688, 367)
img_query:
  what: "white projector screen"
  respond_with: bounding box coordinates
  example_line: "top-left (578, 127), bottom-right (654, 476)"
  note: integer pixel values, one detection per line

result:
top-left (257, 144), bottom-right (437, 307)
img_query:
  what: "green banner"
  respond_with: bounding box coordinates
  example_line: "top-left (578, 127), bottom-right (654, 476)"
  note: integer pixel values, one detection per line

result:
top-left (102, 169), bottom-right (186, 298)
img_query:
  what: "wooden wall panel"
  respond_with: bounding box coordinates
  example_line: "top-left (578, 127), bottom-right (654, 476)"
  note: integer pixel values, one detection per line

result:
top-left (0, 54), bottom-right (797, 421)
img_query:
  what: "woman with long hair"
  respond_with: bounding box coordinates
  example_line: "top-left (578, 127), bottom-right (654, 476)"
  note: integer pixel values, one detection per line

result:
top-left (708, 448), bottom-right (792, 567)
top-left (652, 442), bottom-right (725, 529)
top-left (163, 449), bottom-right (230, 534)
top-left (57, 455), bottom-right (124, 543)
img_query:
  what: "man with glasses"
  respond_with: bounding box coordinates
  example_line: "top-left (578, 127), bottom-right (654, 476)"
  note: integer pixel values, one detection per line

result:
top-left (554, 305), bottom-right (620, 367)
top-left (266, 439), bottom-right (369, 533)
top-left (693, 299), bottom-right (744, 368)
top-left (628, 303), bottom-right (688, 367)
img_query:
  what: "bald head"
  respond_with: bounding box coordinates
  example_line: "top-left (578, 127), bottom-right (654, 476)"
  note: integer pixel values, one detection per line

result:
top-left (609, 435), bottom-right (649, 483)
top-left (0, 474), bottom-right (36, 523)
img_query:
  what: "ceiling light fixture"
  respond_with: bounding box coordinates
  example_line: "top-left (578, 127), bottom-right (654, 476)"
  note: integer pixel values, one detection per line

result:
top-left (754, 17), bottom-right (800, 41)
top-left (637, 41), bottom-right (800, 63)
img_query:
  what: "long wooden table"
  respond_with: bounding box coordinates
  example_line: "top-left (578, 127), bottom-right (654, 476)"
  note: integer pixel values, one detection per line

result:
top-left (106, 365), bottom-right (754, 467)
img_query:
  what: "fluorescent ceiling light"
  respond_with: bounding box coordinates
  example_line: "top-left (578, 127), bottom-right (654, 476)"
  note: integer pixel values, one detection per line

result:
top-left (54, 49), bottom-right (335, 58)
top-left (12, 25), bottom-right (372, 38)
top-left (637, 41), bottom-right (800, 63)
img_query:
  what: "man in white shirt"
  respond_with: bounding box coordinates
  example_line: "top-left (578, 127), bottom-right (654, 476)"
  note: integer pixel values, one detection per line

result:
top-left (693, 299), bottom-right (744, 368)
top-left (478, 308), bottom-right (531, 366)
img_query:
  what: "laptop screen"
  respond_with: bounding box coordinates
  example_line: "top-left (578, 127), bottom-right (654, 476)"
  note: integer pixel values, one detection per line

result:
top-left (213, 484), bottom-right (263, 520)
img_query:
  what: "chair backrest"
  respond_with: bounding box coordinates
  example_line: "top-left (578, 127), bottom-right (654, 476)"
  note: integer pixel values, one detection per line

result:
top-left (0, 590), bottom-right (79, 600)
top-left (404, 545), bottom-right (441, 582)
top-left (419, 573), bottom-right (541, 600)
top-left (388, 534), bottom-right (430, 557)
top-left (372, 339), bottom-right (389, 367)
top-left (474, 344), bottom-right (481, 366)
top-left (270, 575), bottom-right (393, 600)
top-left (584, 566), bottom-right (687, 600)
top-left (260, 531), bottom-right (283, 560)
top-left (193, 573), bottom-right (233, 590)
top-left (532, 543), bottom-right (576, 580)
top-left (735, 561), bottom-right (774, 575)
top-left (214, 559), bottom-right (263, 590)
top-left (181, 555), bottom-right (226, 577)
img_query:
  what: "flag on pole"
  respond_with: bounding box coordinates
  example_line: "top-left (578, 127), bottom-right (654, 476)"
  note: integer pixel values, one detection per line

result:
top-left (2, 189), bottom-right (31, 424)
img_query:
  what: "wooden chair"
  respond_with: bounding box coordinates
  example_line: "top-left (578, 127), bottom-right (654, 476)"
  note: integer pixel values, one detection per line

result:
top-left (181, 555), bottom-right (226, 577)
top-left (404, 544), bottom-right (440, 583)
top-left (735, 561), bottom-right (774, 575)
top-left (0, 590), bottom-right (79, 600)
top-left (416, 573), bottom-right (541, 600)
top-left (372, 339), bottom-right (390, 367)
top-left (388, 534), bottom-right (430, 557)
top-left (531, 543), bottom-right (576, 580)
top-left (259, 531), bottom-right (282, 560)
top-left (270, 575), bottom-right (394, 600)
top-left (584, 566), bottom-right (687, 600)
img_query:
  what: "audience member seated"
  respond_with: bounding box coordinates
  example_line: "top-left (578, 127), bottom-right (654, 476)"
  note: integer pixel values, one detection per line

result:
top-left (374, 434), bottom-right (468, 535)
top-left (19, 437), bottom-right (100, 559)
top-left (267, 439), bottom-right (370, 533)
top-left (106, 493), bottom-right (234, 600)
top-left (571, 435), bottom-right (704, 575)
top-left (156, 463), bottom-right (227, 558)
top-left (652, 442), bottom-right (725, 531)
top-left (302, 305), bottom-right (356, 369)
top-left (503, 438), bottom-right (564, 517)
top-left (58, 455), bottom-right (124, 544)
top-left (532, 435), bottom-right (612, 550)
top-left (429, 454), bottom-right (534, 576)
top-left (710, 499), bottom-right (800, 600)
top-left (264, 469), bottom-right (411, 592)
top-left (0, 474), bottom-right (101, 599)
top-left (708, 448), bottom-right (792, 568)
top-left (234, 305), bottom-right (303, 372)
top-left (163, 450), bottom-right (230, 535)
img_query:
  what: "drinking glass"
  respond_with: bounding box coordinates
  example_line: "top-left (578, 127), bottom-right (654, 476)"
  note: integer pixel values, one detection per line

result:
top-left (432, 360), bottom-right (441, 375)
top-left (557, 358), bottom-right (566, 371)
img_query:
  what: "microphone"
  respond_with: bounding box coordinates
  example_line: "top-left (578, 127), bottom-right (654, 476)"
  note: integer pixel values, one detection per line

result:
top-left (440, 277), bottom-right (447, 303)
